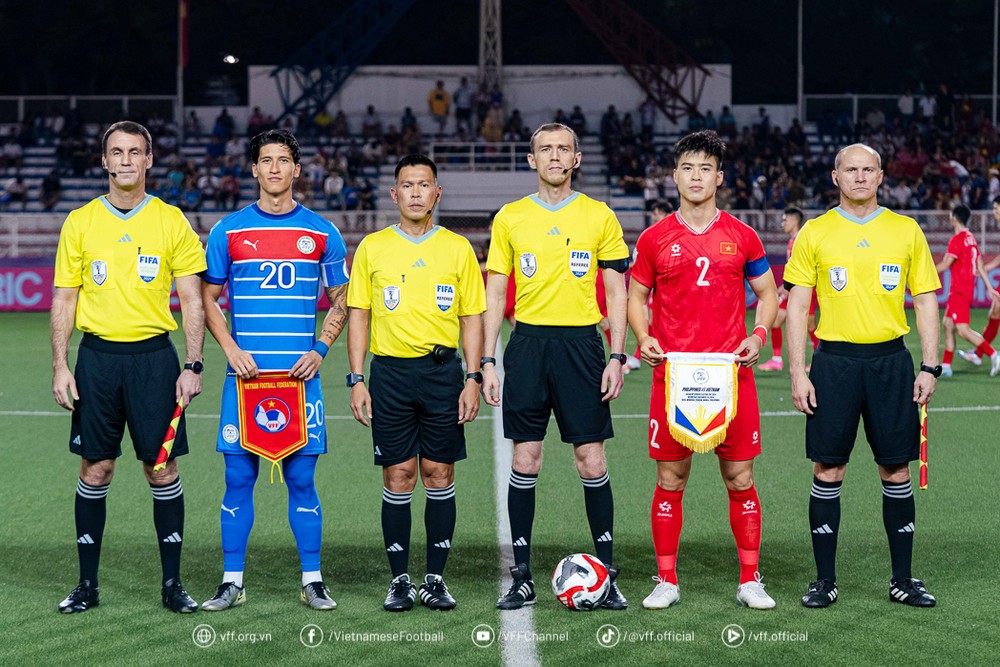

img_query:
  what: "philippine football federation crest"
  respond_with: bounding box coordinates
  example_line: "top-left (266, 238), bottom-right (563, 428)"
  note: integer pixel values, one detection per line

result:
top-left (880, 263), bottom-right (901, 291)
top-left (569, 250), bottom-right (592, 278)
top-left (383, 285), bottom-right (401, 311)
top-left (829, 266), bottom-right (848, 292)
top-left (137, 253), bottom-right (160, 283)
top-left (297, 235), bottom-right (316, 254)
top-left (91, 260), bottom-right (108, 286)
top-left (255, 398), bottom-right (291, 433)
top-left (435, 284), bottom-right (455, 312)
top-left (519, 252), bottom-right (537, 278)
top-left (222, 424), bottom-right (239, 444)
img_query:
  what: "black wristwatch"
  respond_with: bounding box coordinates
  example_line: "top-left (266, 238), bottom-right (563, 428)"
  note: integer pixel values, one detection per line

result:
top-left (609, 353), bottom-right (628, 365)
top-left (480, 356), bottom-right (497, 368)
top-left (346, 372), bottom-right (365, 387)
top-left (183, 360), bottom-right (204, 374)
top-left (920, 363), bottom-right (943, 378)
top-left (466, 371), bottom-right (484, 384)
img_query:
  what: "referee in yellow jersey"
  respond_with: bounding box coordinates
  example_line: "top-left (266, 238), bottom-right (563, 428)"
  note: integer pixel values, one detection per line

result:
top-left (784, 143), bottom-right (941, 609)
top-left (483, 123), bottom-right (631, 610)
top-left (347, 154), bottom-right (485, 612)
top-left (51, 121), bottom-right (207, 614)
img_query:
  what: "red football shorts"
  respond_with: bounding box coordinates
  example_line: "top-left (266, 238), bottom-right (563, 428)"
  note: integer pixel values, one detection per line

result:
top-left (647, 364), bottom-right (762, 461)
top-left (945, 292), bottom-right (971, 325)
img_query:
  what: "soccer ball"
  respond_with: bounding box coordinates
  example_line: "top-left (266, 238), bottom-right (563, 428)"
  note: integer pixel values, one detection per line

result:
top-left (551, 553), bottom-right (610, 610)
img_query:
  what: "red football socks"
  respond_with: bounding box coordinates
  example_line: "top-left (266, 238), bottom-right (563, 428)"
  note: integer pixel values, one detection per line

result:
top-left (728, 486), bottom-right (762, 584)
top-left (651, 486), bottom-right (684, 584)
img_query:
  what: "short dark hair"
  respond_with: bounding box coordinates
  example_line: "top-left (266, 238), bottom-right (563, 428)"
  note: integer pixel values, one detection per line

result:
top-left (652, 199), bottom-right (673, 214)
top-left (394, 153), bottom-right (438, 181)
top-left (952, 204), bottom-right (971, 224)
top-left (529, 123), bottom-right (580, 153)
top-left (674, 130), bottom-right (725, 169)
top-left (993, 195), bottom-right (1000, 206)
top-left (249, 129), bottom-right (300, 164)
top-left (784, 206), bottom-right (804, 222)
top-left (102, 121), bottom-right (152, 155)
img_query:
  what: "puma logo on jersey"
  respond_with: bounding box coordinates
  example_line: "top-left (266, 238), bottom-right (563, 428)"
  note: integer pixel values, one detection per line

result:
top-left (243, 239), bottom-right (260, 251)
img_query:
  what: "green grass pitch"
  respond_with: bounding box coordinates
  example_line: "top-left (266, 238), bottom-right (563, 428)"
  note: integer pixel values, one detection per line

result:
top-left (1, 309), bottom-right (997, 666)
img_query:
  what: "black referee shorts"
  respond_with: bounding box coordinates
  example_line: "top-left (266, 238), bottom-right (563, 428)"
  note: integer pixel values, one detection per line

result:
top-left (369, 353), bottom-right (467, 467)
top-left (806, 338), bottom-right (919, 466)
top-left (69, 333), bottom-right (188, 462)
top-left (502, 323), bottom-right (614, 445)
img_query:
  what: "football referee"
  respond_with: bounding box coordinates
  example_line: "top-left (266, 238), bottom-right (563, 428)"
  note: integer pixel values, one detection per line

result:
top-left (51, 121), bottom-right (206, 614)
top-left (482, 123), bottom-right (630, 610)
top-left (347, 154), bottom-right (485, 611)
top-left (784, 143), bottom-right (941, 608)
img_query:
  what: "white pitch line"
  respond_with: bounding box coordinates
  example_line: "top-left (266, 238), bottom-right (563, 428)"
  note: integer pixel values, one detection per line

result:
top-left (491, 339), bottom-right (541, 667)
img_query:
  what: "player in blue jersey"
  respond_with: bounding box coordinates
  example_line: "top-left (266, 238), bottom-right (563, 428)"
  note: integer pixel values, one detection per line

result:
top-left (200, 129), bottom-right (349, 611)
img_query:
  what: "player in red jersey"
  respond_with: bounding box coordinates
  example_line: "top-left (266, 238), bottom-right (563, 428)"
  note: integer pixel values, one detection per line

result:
top-left (958, 197), bottom-right (1000, 365)
top-left (759, 206), bottom-right (819, 371)
top-left (935, 205), bottom-right (1000, 376)
top-left (628, 130), bottom-right (779, 610)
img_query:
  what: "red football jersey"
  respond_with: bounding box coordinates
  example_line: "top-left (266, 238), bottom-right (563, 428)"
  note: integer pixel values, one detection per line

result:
top-left (786, 233), bottom-right (797, 262)
top-left (945, 229), bottom-right (979, 297)
top-left (632, 211), bottom-right (770, 354)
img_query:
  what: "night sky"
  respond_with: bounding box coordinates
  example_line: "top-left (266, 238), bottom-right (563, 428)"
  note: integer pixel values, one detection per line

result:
top-left (0, 0), bottom-right (994, 104)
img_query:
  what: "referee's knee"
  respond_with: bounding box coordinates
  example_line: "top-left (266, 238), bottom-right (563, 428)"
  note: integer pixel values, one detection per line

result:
top-left (143, 459), bottom-right (178, 485)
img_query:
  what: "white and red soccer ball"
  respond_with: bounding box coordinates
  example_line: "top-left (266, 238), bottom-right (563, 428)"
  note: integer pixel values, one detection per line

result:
top-left (551, 553), bottom-right (610, 610)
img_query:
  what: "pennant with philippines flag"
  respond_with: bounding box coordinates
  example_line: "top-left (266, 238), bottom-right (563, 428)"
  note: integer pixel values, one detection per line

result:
top-left (237, 373), bottom-right (308, 479)
top-left (664, 352), bottom-right (739, 453)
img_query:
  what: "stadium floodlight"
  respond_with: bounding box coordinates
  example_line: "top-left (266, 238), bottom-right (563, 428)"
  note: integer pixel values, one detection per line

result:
top-left (222, 54), bottom-right (240, 64)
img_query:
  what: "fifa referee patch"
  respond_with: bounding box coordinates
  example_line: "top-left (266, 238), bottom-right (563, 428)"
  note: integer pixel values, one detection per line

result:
top-left (720, 241), bottom-right (737, 255)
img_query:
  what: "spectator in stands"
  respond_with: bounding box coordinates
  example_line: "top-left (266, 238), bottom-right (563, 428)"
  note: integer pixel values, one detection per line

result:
top-left (324, 170), bottom-right (345, 210)
top-left (482, 102), bottom-right (504, 142)
top-left (600, 105), bottom-right (622, 150)
top-left (474, 84), bottom-right (491, 129)
top-left (343, 178), bottom-right (360, 210)
top-left (897, 90), bottom-right (914, 129)
top-left (402, 123), bottom-right (423, 154)
top-left (936, 83), bottom-right (954, 132)
top-left (703, 110), bottom-right (718, 131)
top-left (752, 107), bottom-right (771, 138)
top-left (918, 91), bottom-right (936, 127)
top-left (205, 135), bottom-right (225, 166)
top-left (213, 108), bottom-right (235, 141)
top-left (197, 168), bottom-right (220, 211)
top-left (639, 97), bottom-right (656, 142)
top-left (568, 105), bottom-right (587, 137)
top-left (504, 109), bottom-right (528, 142)
top-left (358, 177), bottom-right (376, 211)
top-left (361, 138), bottom-right (384, 167)
top-left (384, 125), bottom-right (403, 160)
top-left (247, 107), bottom-right (267, 138)
top-left (2, 135), bottom-right (24, 173)
top-left (314, 107), bottom-right (334, 139)
top-left (40, 169), bottom-right (62, 211)
top-left (1, 174), bottom-right (28, 210)
top-left (185, 111), bottom-right (202, 138)
top-left (719, 106), bottom-right (737, 137)
top-left (429, 80), bottom-right (451, 139)
top-left (180, 178), bottom-right (202, 212)
top-left (225, 135), bottom-right (246, 166)
top-left (362, 105), bottom-right (383, 141)
top-left (454, 77), bottom-right (473, 135)
top-left (332, 110), bottom-right (349, 139)
top-left (969, 168), bottom-right (989, 209)
top-left (865, 106), bottom-right (886, 133)
top-left (989, 168), bottom-right (1000, 203)
top-left (554, 109), bottom-right (569, 126)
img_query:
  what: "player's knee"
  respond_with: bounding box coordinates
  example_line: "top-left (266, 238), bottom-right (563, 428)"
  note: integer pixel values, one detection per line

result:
top-left (878, 464), bottom-right (910, 484)
top-left (421, 462), bottom-right (455, 488)
top-left (813, 462), bottom-right (846, 483)
top-left (143, 459), bottom-right (177, 485)
top-left (224, 460), bottom-right (258, 492)
top-left (383, 464), bottom-right (418, 493)
top-left (511, 444), bottom-right (543, 475)
top-left (80, 459), bottom-right (115, 486)
top-left (721, 469), bottom-right (754, 491)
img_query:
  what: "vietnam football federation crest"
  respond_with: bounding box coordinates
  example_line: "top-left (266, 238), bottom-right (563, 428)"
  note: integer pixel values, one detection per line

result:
top-left (664, 352), bottom-right (739, 453)
top-left (569, 250), bottom-right (592, 278)
top-left (383, 285), bottom-right (401, 311)
top-left (519, 252), bottom-right (537, 278)
top-left (297, 235), bottom-right (316, 254)
top-left (829, 266), bottom-right (848, 292)
top-left (237, 372), bottom-right (308, 465)
top-left (255, 398), bottom-right (291, 433)
top-left (435, 283), bottom-right (455, 312)
top-left (880, 263), bottom-right (901, 291)
top-left (91, 260), bottom-right (108, 286)
top-left (137, 253), bottom-right (160, 283)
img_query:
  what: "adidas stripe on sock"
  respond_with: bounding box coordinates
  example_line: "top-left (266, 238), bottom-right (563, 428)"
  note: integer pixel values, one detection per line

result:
top-left (75, 480), bottom-right (110, 586)
top-left (809, 477), bottom-right (841, 582)
top-left (382, 488), bottom-right (412, 577)
top-left (508, 470), bottom-right (538, 570)
top-left (150, 478), bottom-right (185, 585)
top-left (425, 484), bottom-right (456, 576)
top-left (882, 480), bottom-right (915, 581)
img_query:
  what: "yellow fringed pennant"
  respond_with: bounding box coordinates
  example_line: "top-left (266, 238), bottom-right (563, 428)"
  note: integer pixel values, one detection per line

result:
top-left (665, 352), bottom-right (738, 453)
top-left (237, 372), bottom-right (308, 484)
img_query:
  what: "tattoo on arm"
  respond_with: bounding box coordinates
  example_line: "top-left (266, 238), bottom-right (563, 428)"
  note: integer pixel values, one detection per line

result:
top-left (319, 284), bottom-right (349, 344)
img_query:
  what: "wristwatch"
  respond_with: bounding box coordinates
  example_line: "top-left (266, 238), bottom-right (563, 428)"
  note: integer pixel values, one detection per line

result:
top-left (609, 353), bottom-right (628, 365)
top-left (183, 361), bottom-right (204, 374)
top-left (346, 372), bottom-right (365, 387)
top-left (480, 356), bottom-right (497, 367)
top-left (919, 363), bottom-right (943, 378)
top-left (466, 371), bottom-right (484, 384)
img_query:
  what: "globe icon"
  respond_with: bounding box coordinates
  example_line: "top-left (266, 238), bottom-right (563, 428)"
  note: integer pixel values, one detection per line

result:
top-left (192, 624), bottom-right (216, 648)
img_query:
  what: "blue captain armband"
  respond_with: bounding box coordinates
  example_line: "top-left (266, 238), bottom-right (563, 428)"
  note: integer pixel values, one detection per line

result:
top-left (312, 341), bottom-right (330, 358)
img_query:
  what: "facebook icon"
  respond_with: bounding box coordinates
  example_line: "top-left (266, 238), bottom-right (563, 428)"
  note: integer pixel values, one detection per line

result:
top-left (300, 624), bottom-right (324, 648)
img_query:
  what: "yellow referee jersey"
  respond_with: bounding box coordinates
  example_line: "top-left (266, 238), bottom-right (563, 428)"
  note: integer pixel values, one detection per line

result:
top-left (784, 206), bottom-right (940, 343)
top-left (347, 225), bottom-right (486, 358)
top-left (54, 195), bottom-right (206, 342)
top-left (486, 192), bottom-right (628, 326)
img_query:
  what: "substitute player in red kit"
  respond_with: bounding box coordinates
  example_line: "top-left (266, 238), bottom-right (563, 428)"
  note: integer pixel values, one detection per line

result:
top-left (937, 205), bottom-right (1000, 376)
top-left (627, 130), bottom-right (779, 610)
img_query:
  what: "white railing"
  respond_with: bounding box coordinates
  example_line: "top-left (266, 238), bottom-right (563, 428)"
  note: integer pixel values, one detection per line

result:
top-left (428, 142), bottom-right (532, 172)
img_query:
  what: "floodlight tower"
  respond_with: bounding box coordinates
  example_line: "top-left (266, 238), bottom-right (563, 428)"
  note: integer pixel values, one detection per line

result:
top-left (479, 0), bottom-right (503, 95)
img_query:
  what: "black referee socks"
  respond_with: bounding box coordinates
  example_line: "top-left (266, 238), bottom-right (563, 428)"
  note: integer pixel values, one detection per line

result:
top-left (808, 476), bottom-right (842, 582)
top-left (150, 478), bottom-right (185, 585)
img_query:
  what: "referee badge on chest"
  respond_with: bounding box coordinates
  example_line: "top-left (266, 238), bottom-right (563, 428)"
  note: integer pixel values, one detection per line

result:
top-left (879, 263), bottom-right (901, 291)
top-left (137, 253), bottom-right (160, 283)
top-left (569, 250), bottom-right (592, 278)
top-left (519, 252), bottom-right (537, 278)
top-left (91, 260), bottom-right (108, 286)
top-left (383, 285), bottom-right (401, 311)
top-left (829, 266), bottom-right (848, 292)
top-left (435, 284), bottom-right (455, 312)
